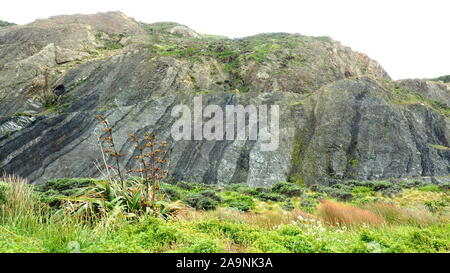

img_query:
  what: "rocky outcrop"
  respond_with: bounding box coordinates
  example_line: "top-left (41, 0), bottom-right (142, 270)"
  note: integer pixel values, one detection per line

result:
top-left (397, 79), bottom-right (450, 107)
top-left (169, 25), bottom-right (202, 38)
top-left (0, 12), bottom-right (448, 185)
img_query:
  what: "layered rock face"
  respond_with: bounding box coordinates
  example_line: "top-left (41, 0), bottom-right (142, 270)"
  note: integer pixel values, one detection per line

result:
top-left (0, 12), bottom-right (448, 185)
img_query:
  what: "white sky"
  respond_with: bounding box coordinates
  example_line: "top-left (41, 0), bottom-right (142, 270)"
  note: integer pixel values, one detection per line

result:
top-left (1, 0), bottom-right (449, 80)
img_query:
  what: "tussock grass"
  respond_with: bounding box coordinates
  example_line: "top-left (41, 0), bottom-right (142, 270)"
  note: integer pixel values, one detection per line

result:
top-left (318, 200), bottom-right (385, 226)
top-left (366, 202), bottom-right (438, 227)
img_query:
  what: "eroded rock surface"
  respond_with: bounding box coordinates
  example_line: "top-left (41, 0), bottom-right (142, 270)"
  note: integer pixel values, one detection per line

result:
top-left (0, 12), bottom-right (448, 185)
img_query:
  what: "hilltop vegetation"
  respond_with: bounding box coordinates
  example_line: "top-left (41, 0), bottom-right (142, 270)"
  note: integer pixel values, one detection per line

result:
top-left (0, 20), bottom-right (15, 28)
top-left (431, 75), bottom-right (450, 83)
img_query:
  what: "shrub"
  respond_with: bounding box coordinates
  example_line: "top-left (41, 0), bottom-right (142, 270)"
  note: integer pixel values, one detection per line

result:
top-left (400, 180), bottom-right (426, 189)
top-left (380, 187), bottom-right (401, 197)
top-left (352, 186), bottom-right (374, 196)
top-left (431, 75), bottom-right (450, 83)
top-left (176, 181), bottom-right (196, 191)
top-left (371, 181), bottom-right (394, 191)
top-left (418, 185), bottom-right (442, 193)
top-left (256, 192), bottom-right (286, 202)
top-left (160, 185), bottom-right (181, 201)
top-left (35, 178), bottom-right (96, 207)
top-left (318, 200), bottom-right (385, 226)
top-left (224, 183), bottom-right (252, 193)
top-left (199, 190), bottom-right (223, 203)
top-left (0, 20), bottom-right (15, 28)
top-left (423, 200), bottom-right (447, 213)
top-left (271, 182), bottom-right (303, 197)
top-left (183, 193), bottom-right (218, 210)
top-left (240, 188), bottom-right (259, 196)
top-left (319, 187), bottom-right (353, 201)
top-left (179, 238), bottom-right (224, 253)
top-left (282, 199), bottom-right (295, 211)
top-left (255, 187), bottom-right (271, 193)
top-left (299, 199), bottom-right (318, 213)
top-left (224, 194), bottom-right (255, 212)
top-left (36, 178), bottom-right (94, 193)
top-left (440, 182), bottom-right (450, 190)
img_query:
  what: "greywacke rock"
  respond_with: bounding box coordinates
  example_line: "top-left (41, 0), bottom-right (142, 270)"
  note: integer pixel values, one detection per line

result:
top-left (0, 11), bottom-right (448, 185)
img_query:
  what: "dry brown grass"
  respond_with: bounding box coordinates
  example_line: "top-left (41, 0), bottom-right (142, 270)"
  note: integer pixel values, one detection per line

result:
top-left (318, 200), bottom-right (385, 227)
top-left (366, 202), bottom-right (439, 227)
top-left (365, 202), bottom-right (406, 224)
top-left (182, 207), bottom-right (316, 229)
top-left (240, 209), bottom-right (316, 229)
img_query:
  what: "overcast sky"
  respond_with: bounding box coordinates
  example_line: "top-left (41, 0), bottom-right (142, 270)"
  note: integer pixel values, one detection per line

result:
top-left (1, 0), bottom-right (449, 80)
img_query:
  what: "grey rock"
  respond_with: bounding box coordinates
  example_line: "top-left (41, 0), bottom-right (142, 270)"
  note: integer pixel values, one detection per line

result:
top-left (169, 25), bottom-right (202, 38)
top-left (0, 12), bottom-right (448, 186)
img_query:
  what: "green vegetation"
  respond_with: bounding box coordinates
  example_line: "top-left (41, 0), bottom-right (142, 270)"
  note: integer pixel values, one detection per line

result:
top-left (0, 174), bottom-right (448, 253)
top-left (95, 32), bottom-right (125, 51)
top-left (388, 82), bottom-right (450, 116)
top-left (0, 20), bottom-right (15, 28)
top-left (431, 75), bottom-right (450, 83)
top-left (141, 32), bottom-right (325, 93)
top-left (429, 144), bottom-right (450, 151)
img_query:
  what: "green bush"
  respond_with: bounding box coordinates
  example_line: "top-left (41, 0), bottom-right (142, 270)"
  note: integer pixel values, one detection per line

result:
top-left (431, 75), bottom-right (450, 83)
top-left (36, 178), bottom-right (95, 194)
top-left (352, 186), bottom-right (374, 196)
top-left (423, 200), bottom-right (447, 213)
top-left (399, 180), bottom-right (426, 189)
top-left (440, 182), bottom-right (450, 190)
top-left (318, 187), bottom-right (353, 201)
top-left (256, 192), bottom-right (286, 202)
top-left (160, 184), bottom-right (181, 201)
top-left (299, 199), bottom-right (318, 213)
top-left (282, 199), bottom-right (295, 211)
top-left (35, 178), bottom-right (97, 207)
top-left (271, 181), bottom-right (303, 197)
top-left (371, 181), bottom-right (395, 191)
top-left (176, 181), bottom-right (196, 190)
top-left (224, 193), bottom-right (255, 212)
top-left (418, 185), bottom-right (442, 193)
top-left (183, 193), bottom-right (219, 210)
top-left (0, 20), bottom-right (15, 28)
top-left (199, 190), bottom-right (223, 202)
top-left (255, 187), bottom-right (271, 193)
top-left (224, 183), bottom-right (250, 192)
top-left (178, 238), bottom-right (224, 253)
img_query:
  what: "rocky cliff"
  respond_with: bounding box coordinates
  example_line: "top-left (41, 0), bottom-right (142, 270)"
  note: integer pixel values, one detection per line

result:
top-left (0, 11), bottom-right (448, 186)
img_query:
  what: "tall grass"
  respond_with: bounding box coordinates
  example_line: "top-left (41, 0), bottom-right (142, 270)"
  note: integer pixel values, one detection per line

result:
top-left (0, 175), bottom-right (47, 231)
top-left (366, 202), bottom-right (438, 227)
top-left (318, 200), bottom-right (385, 226)
top-left (184, 207), bottom-right (316, 229)
top-left (0, 175), bottom-right (105, 252)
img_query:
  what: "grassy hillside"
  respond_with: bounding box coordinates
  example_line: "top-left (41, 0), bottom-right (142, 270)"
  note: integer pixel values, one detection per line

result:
top-left (0, 175), bottom-right (448, 253)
